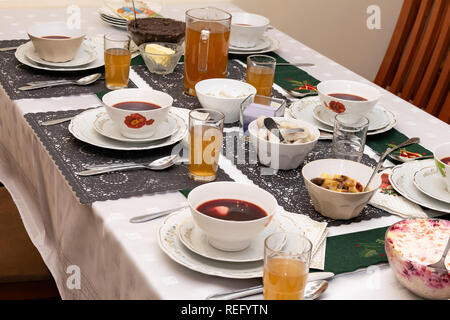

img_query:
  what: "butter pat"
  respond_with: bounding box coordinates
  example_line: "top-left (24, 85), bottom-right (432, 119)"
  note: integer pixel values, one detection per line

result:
top-left (145, 44), bottom-right (175, 67)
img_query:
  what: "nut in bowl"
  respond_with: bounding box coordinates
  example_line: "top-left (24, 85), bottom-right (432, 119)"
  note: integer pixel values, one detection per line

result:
top-left (433, 142), bottom-right (450, 192)
top-left (248, 117), bottom-right (320, 170)
top-left (187, 182), bottom-right (278, 252)
top-left (302, 159), bottom-right (381, 220)
top-left (230, 12), bottom-right (270, 48)
top-left (27, 21), bottom-right (85, 62)
top-left (102, 88), bottom-right (173, 139)
top-left (139, 42), bottom-right (183, 75)
top-left (317, 80), bottom-right (381, 117)
top-left (385, 218), bottom-right (450, 299)
top-left (195, 78), bottom-right (257, 123)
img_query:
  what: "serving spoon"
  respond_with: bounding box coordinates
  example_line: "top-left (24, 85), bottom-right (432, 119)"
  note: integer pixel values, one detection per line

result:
top-left (428, 238), bottom-right (450, 270)
top-left (76, 154), bottom-right (179, 176)
top-left (19, 73), bottom-right (102, 91)
top-left (363, 137), bottom-right (420, 191)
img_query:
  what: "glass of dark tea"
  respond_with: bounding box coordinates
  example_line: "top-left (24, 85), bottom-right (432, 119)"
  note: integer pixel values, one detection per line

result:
top-left (104, 33), bottom-right (132, 90)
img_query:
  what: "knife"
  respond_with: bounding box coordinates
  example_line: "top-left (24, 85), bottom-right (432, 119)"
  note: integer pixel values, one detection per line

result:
top-left (0, 46), bottom-right (18, 52)
top-left (205, 272), bottom-right (334, 300)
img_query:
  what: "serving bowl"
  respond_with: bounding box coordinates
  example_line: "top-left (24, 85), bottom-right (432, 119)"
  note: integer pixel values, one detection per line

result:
top-left (102, 88), bottom-right (173, 139)
top-left (27, 22), bottom-right (85, 62)
top-left (433, 142), bottom-right (450, 192)
top-left (139, 42), bottom-right (183, 75)
top-left (230, 12), bottom-right (270, 48)
top-left (248, 117), bottom-right (320, 170)
top-left (187, 181), bottom-right (278, 251)
top-left (195, 78), bottom-right (257, 123)
top-left (317, 80), bottom-right (381, 117)
top-left (302, 159), bottom-right (381, 220)
top-left (385, 218), bottom-right (450, 299)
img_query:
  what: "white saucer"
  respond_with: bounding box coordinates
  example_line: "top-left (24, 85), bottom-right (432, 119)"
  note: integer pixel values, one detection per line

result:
top-left (390, 159), bottom-right (450, 213)
top-left (312, 104), bottom-right (390, 131)
top-left (413, 166), bottom-right (450, 204)
top-left (93, 112), bottom-right (179, 143)
top-left (25, 43), bottom-right (97, 68)
top-left (15, 40), bottom-right (105, 72)
top-left (287, 96), bottom-right (397, 135)
top-left (229, 35), bottom-right (280, 55)
top-left (69, 107), bottom-right (187, 151)
top-left (229, 36), bottom-right (271, 52)
top-left (177, 213), bottom-right (299, 263)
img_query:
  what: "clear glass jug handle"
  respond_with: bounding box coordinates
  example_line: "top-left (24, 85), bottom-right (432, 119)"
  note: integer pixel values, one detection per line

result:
top-left (198, 29), bottom-right (210, 72)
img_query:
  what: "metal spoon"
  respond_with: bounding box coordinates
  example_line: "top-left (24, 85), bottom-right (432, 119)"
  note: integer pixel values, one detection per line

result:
top-left (428, 238), bottom-right (450, 270)
top-left (76, 154), bottom-right (179, 176)
top-left (286, 90), bottom-right (316, 98)
top-left (130, 205), bottom-right (189, 223)
top-left (263, 117), bottom-right (286, 143)
top-left (206, 279), bottom-right (329, 300)
top-left (19, 73), bottom-right (102, 91)
top-left (363, 137), bottom-right (420, 191)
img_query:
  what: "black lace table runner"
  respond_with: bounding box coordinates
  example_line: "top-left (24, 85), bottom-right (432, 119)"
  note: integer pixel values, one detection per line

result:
top-left (24, 108), bottom-right (232, 204)
top-left (223, 131), bottom-right (390, 226)
top-left (0, 39), bottom-right (136, 100)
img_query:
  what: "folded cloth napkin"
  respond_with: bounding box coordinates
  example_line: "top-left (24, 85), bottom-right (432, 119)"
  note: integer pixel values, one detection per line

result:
top-left (281, 209), bottom-right (328, 270)
top-left (369, 169), bottom-right (428, 219)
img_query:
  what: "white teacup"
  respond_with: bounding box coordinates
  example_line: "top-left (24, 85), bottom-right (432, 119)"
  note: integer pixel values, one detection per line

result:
top-left (102, 88), bottom-right (173, 139)
top-left (317, 80), bottom-right (381, 117)
top-left (230, 12), bottom-right (270, 48)
top-left (434, 142), bottom-right (450, 192)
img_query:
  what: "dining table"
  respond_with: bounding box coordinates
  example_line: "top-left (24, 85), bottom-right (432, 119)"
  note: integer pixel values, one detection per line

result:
top-left (0, 2), bottom-right (449, 300)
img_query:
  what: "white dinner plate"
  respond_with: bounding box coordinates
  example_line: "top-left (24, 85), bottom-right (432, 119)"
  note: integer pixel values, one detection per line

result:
top-left (25, 42), bottom-right (98, 68)
top-left (69, 107), bottom-right (187, 151)
top-left (100, 15), bottom-right (127, 29)
top-left (157, 208), bottom-right (263, 279)
top-left (177, 213), bottom-right (300, 263)
top-left (286, 96), bottom-right (397, 135)
top-left (229, 35), bottom-right (280, 55)
top-left (413, 166), bottom-right (450, 204)
top-left (312, 104), bottom-right (390, 131)
top-left (389, 160), bottom-right (450, 213)
top-left (15, 40), bottom-right (105, 72)
top-left (229, 36), bottom-right (271, 52)
top-left (93, 112), bottom-right (179, 143)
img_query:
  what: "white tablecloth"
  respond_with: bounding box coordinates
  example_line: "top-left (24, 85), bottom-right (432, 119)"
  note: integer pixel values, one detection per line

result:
top-left (0, 3), bottom-right (449, 300)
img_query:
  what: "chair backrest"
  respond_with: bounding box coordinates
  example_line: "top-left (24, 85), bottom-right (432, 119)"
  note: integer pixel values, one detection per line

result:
top-left (375, 0), bottom-right (449, 123)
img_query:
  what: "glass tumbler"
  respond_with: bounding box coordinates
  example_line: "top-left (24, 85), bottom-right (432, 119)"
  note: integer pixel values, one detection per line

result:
top-left (189, 109), bottom-right (225, 182)
top-left (332, 113), bottom-right (369, 162)
top-left (104, 33), bottom-right (132, 90)
top-left (246, 55), bottom-right (276, 96)
top-left (263, 232), bottom-right (312, 300)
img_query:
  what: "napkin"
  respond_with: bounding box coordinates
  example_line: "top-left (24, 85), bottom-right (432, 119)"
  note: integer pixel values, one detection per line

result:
top-left (281, 209), bottom-right (328, 270)
top-left (369, 169), bottom-right (428, 219)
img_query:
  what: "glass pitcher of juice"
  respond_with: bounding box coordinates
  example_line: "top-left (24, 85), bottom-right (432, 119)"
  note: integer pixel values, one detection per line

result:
top-left (184, 7), bottom-right (231, 96)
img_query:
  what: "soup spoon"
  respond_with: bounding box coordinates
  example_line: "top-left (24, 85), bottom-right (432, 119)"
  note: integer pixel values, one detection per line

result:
top-left (19, 73), bottom-right (102, 91)
top-left (76, 154), bottom-right (179, 176)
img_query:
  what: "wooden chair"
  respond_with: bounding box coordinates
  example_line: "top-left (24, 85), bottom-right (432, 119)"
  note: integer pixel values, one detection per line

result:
top-left (0, 187), bottom-right (60, 300)
top-left (375, 0), bottom-right (450, 123)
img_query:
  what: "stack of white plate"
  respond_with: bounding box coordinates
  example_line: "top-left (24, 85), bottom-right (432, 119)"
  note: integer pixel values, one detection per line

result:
top-left (15, 39), bottom-right (104, 72)
top-left (229, 35), bottom-right (280, 55)
top-left (68, 107), bottom-right (188, 151)
top-left (157, 207), bottom-right (303, 279)
top-left (390, 159), bottom-right (450, 213)
top-left (287, 96), bottom-right (397, 136)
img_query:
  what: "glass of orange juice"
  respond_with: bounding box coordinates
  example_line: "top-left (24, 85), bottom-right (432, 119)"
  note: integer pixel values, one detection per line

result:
top-left (246, 54), bottom-right (276, 96)
top-left (189, 109), bottom-right (225, 182)
top-left (104, 33), bottom-right (132, 90)
top-left (263, 232), bottom-right (312, 300)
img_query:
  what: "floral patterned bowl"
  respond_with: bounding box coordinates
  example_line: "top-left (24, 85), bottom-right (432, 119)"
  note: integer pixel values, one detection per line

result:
top-left (317, 80), bottom-right (380, 117)
top-left (434, 142), bottom-right (450, 193)
top-left (102, 88), bottom-right (173, 139)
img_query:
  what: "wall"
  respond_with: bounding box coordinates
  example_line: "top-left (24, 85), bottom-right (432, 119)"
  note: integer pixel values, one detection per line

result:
top-left (232, 0), bottom-right (404, 80)
top-left (0, 0), bottom-right (403, 80)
